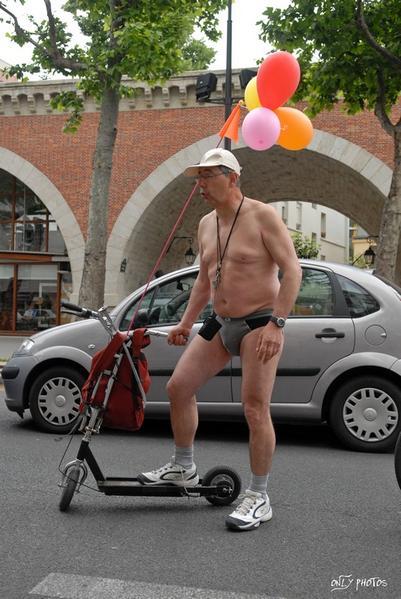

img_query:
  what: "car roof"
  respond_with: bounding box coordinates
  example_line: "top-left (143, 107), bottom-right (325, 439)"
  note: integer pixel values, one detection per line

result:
top-left (111, 259), bottom-right (396, 316)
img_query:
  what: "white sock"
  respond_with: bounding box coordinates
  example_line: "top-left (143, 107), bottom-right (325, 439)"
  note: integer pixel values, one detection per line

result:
top-left (249, 473), bottom-right (269, 497)
top-left (174, 445), bottom-right (194, 469)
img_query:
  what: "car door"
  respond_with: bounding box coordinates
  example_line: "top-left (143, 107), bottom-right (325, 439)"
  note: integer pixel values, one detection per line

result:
top-left (119, 271), bottom-right (234, 405)
top-left (231, 266), bottom-right (355, 404)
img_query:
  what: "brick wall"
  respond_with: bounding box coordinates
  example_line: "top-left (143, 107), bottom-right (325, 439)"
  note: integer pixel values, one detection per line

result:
top-left (0, 101), bottom-right (395, 240)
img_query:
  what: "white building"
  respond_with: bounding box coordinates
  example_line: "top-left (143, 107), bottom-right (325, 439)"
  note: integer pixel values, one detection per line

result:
top-left (271, 200), bottom-right (350, 263)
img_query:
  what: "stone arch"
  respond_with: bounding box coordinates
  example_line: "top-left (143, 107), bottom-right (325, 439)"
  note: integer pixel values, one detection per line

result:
top-left (106, 130), bottom-right (392, 306)
top-left (0, 147), bottom-right (85, 294)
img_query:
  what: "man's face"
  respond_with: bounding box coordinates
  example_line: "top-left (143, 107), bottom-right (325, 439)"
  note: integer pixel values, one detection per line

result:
top-left (196, 166), bottom-right (235, 203)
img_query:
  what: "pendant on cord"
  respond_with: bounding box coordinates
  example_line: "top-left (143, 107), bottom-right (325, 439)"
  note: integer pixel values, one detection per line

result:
top-left (213, 194), bottom-right (244, 292)
top-left (212, 263), bottom-right (222, 289)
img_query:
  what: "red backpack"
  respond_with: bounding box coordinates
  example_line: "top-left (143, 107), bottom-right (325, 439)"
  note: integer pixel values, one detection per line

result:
top-left (81, 328), bottom-right (151, 431)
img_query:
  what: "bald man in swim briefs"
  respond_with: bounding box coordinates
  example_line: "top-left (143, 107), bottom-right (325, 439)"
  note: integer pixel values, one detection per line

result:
top-left (139, 148), bottom-right (302, 531)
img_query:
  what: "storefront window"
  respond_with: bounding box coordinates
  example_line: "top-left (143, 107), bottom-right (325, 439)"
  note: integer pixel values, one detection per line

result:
top-left (0, 171), bottom-right (13, 251)
top-left (0, 169), bottom-right (66, 254)
top-left (0, 170), bottom-right (71, 334)
top-left (0, 265), bottom-right (14, 331)
top-left (16, 264), bottom-right (58, 332)
top-left (0, 223), bottom-right (12, 251)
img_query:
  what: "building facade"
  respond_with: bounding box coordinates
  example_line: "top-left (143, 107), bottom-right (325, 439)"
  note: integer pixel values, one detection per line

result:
top-left (271, 200), bottom-right (350, 263)
top-left (0, 70), bottom-right (395, 337)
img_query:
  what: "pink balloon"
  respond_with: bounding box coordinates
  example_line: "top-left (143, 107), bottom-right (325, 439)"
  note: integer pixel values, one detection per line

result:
top-left (257, 51), bottom-right (301, 110)
top-left (241, 107), bottom-right (281, 151)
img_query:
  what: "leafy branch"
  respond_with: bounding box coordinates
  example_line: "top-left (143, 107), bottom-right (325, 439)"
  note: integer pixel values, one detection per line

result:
top-left (355, 0), bottom-right (401, 71)
top-left (0, 0), bottom-right (86, 73)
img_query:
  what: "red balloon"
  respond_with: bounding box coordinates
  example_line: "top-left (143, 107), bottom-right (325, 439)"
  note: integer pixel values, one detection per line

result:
top-left (256, 51), bottom-right (301, 110)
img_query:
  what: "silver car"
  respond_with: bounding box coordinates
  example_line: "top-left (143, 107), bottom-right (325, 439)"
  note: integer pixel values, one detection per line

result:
top-left (3, 260), bottom-right (401, 452)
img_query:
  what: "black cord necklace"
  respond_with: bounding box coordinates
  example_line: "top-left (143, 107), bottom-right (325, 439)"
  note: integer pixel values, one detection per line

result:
top-left (213, 194), bottom-right (245, 290)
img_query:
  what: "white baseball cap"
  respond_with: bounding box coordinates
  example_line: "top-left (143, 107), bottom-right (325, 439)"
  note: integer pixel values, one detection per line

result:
top-left (184, 148), bottom-right (242, 177)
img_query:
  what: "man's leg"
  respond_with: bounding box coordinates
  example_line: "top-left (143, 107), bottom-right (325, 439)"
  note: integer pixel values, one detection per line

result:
top-left (138, 331), bottom-right (230, 486)
top-left (225, 329), bottom-right (282, 530)
top-left (239, 328), bottom-right (283, 475)
top-left (167, 332), bottom-right (230, 447)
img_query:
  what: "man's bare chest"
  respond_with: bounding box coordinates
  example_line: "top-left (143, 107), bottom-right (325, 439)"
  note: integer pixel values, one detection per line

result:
top-left (201, 221), bottom-right (267, 267)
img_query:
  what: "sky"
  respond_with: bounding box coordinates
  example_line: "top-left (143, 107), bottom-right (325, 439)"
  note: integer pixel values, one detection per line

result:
top-left (210, 0), bottom-right (290, 70)
top-left (0, 0), bottom-right (290, 76)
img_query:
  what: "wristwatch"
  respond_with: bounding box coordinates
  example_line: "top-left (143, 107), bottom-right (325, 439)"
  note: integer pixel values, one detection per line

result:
top-left (270, 315), bottom-right (286, 328)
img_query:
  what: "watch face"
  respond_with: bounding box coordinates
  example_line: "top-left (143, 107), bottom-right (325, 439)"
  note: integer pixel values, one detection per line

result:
top-left (272, 316), bottom-right (286, 328)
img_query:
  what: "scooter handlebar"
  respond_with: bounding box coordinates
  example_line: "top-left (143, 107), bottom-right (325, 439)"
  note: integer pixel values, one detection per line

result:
top-left (145, 329), bottom-right (169, 337)
top-left (61, 300), bottom-right (97, 319)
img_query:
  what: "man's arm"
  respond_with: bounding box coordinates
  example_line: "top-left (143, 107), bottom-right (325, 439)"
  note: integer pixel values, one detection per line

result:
top-left (257, 205), bottom-right (302, 362)
top-left (179, 265), bottom-right (211, 330)
top-left (168, 221), bottom-right (211, 346)
top-left (261, 205), bottom-right (302, 318)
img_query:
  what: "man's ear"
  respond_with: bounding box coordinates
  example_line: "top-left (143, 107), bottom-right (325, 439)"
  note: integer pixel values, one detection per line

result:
top-left (229, 172), bottom-right (239, 187)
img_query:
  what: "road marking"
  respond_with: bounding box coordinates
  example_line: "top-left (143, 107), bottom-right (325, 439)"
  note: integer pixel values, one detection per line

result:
top-left (30, 573), bottom-right (287, 599)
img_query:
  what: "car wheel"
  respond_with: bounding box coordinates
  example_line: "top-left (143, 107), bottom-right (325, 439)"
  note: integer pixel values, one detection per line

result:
top-left (329, 375), bottom-right (401, 452)
top-left (29, 366), bottom-right (85, 433)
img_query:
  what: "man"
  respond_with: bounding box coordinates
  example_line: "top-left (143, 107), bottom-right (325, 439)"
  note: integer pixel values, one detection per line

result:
top-left (139, 148), bottom-right (302, 531)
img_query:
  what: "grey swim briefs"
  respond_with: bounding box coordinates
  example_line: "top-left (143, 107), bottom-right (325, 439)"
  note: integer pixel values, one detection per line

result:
top-left (215, 309), bottom-right (273, 356)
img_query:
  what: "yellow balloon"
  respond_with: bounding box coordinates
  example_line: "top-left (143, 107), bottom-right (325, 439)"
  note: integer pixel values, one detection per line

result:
top-left (275, 107), bottom-right (314, 151)
top-left (244, 76), bottom-right (262, 111)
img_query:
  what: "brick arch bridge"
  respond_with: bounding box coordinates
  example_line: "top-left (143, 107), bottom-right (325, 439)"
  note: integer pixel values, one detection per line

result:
top-left (0, 72), bottom-right (395, 305)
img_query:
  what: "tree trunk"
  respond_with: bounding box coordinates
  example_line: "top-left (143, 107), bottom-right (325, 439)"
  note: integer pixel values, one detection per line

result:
top-left (78, 84), bottom-right (121, 309)
top-left (374, 130), bottom-right (401, 285)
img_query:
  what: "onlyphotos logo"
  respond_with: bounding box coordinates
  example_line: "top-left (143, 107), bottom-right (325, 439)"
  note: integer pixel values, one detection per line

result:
top-left (331, 574), bottom-right (388, 593)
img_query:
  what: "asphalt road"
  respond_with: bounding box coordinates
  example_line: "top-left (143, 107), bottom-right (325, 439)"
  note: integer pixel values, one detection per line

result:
top-left (1, 389), bottom-right (400, 599)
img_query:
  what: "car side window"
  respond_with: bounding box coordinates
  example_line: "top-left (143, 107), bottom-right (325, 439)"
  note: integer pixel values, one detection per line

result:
top-left (120, 274), bottom-right (212, 330)
top-left (337, 275), bottom-right (380, 318)
top-left (119, 290), bottom-right (156, 331)
top-left (292, 268), bottom-right (335, 316)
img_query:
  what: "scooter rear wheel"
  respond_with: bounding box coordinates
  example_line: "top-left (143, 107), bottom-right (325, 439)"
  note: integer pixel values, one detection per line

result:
top-left (59, 465), bottom-right (81, 512)
top-left (203, 466), bottom-right (241, 506)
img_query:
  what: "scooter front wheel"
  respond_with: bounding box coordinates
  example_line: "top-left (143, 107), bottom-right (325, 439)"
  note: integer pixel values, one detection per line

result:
top-left (59, 465), bottom-right (81, 512)
top-left (203, 466), bottom-right (241, 506)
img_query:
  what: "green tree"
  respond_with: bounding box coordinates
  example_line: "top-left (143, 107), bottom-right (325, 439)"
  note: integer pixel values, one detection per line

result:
top-left (291, 232), bottom-right (320, 259)
top-left (258, 0), bottom-right (401, 283)
top-left (0, 0), bottom-right (226, 308)
top-left (182, 38), bottom-right (216, 71)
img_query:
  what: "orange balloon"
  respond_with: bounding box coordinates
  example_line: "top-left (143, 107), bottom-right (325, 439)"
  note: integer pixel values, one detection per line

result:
top-left (275, 107), bottom-right (313, 151)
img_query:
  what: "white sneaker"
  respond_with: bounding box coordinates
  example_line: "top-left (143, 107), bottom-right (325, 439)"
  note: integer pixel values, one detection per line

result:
top-left (138, 459), bottom-right (199, 487)
top-left (225, 490), bottom-right (272, 531)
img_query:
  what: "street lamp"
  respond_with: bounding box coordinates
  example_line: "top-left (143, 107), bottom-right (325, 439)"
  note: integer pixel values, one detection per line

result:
top-left (351, 245), bottom-right (376, 267)
top-left (224, 0), bottom-right (232, 150)
top-left (184, 246), bottom-right (196, 265)
top-left (166, 236), bottom-right (196, 265)
top-left (195, 1), bottom-right (257, 150)
top-left (363, 245), bottom-right (375, 267)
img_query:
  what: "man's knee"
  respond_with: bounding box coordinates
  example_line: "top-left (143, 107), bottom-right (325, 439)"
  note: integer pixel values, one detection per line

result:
top-left (166, 375), bottom-right (179, 400)
top-left (166, 375), bottom-right (193, 403)
top-left (243, 398), bottom-right (271, 428)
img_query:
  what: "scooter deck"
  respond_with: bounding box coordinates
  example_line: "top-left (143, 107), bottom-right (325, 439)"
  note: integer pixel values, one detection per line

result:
top-left (97, 477), bottom-right (229, 497)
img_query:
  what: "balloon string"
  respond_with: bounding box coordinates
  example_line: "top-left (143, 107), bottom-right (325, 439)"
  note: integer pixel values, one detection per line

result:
top-left (128, 181), bottom-right (200, 331)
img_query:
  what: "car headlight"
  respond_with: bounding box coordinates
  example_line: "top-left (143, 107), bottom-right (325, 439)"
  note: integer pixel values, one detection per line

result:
top-left (16, 339), bottom-right (35, 354)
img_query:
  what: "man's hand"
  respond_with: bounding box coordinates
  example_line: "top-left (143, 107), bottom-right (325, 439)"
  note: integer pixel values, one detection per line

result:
top-left (256, 323), bottom-right (283, 363)
top-left (167, 324), bottom-right (191, 346)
